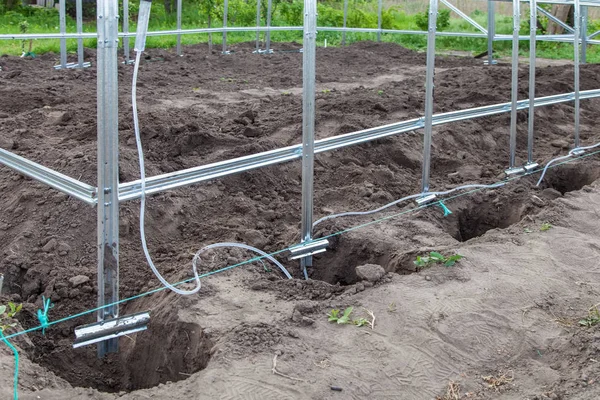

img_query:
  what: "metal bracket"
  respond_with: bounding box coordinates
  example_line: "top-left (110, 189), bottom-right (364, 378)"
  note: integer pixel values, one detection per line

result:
top-left (523, 162), bottom-right (539, 173)
top-left (73, 311), bottom-right (150, 349)
top-left (483, 60), bottom-right (498, 66)
top-left (287, 239), bottom-right (329, 261)
top-left (221, 50), bottom-right (231, 55)
top-left (505, 166), bottom-right (525, 176)
top-left (415, 193), bottom-right (437, 207)
top-left (53, 62), bottom-right (92, 70)
top-left (572, 148), bottom-right (585, 156)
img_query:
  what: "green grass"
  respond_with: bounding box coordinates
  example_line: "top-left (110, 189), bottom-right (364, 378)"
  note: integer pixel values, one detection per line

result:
top-left (1, 2), bottom-right (599, 63)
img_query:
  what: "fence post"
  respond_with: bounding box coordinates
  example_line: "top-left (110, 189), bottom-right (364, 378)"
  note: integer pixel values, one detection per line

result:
top-left (300, 0), bottom-right (318, 278)
top-left (222, 0), bottom-right (229, 54)
top-left (176, 0), bottom-right (182, 56)
top-left (342, 0), bottom-right (348, 46)
top-left (527, 0), bottom-right (537, 164)
top-left (508, 0), bottom-right (520, 170)
top-left (59, 0), bottom-right (67, 68)
top-left (377, 0), bottom-right (382, 42)
top-left (95, 0), bottom-right (120, 357)
top-left (421, 0), bottom-right (438, 193)
top-left (574, 0), bottom-right (581, 148)
top-left (486, 0), bottom-right (497, 65)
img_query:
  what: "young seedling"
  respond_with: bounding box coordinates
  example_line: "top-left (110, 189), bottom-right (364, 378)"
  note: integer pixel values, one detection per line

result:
top-left (281, 91), bottom-right (291, 96)
top-left (328, 307), bottom-right (354, 324)
top-left (414, 252), bottom-right (464, 269)
top-left (0, 302), bottom-right (22, 333)
top-left (540, 223), bottom-right (552, 232)
top-left (321, 89), bottom-right (331, 94)
top-left (579, 305), bottom-right (600, 327)
top-left (377, 90), bottom-right (384, 96)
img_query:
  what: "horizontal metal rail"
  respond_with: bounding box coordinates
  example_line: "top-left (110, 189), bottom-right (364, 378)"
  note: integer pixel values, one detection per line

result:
top-left (0, 27), bottom-right (590, 44)
top-left (0, 149), bottom-right (96, 205)
top-left (118, 88), bottom-right (600, 202)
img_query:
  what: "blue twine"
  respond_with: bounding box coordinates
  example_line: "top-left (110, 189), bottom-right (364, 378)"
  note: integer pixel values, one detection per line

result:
top-left (438, 200), bottom-right (452, 216)
top-left (0, 330), bottom-right (19, 400)
top-left (36, 296), bottom-right (53, 335)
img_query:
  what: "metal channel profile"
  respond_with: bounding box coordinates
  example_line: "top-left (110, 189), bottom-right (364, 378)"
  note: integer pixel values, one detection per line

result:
top-left (421, 0), bottom-right (438, 194)
top-left (96, 0), bottom-right (120, 358)
top-left (0, 149), bottom-right (96, 205)
top-left (287, 239), bottom-right (329, 261)
top-left (118, 89), bottom-right (600, 202)
top-left (73, 311), bottom-right (150, 348)
top-left (507, 0), bottom-right (522, 173)
top-left (300, 0), bottom-right (318, 278)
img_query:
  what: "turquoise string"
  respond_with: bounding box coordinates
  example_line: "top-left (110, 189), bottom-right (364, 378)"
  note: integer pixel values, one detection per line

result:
top-left (438, 200), bottom-right (452, 216)
top-left (0, 330), bottom-right (19, 400)
top-left (36, 296), bottom-right (53, 335)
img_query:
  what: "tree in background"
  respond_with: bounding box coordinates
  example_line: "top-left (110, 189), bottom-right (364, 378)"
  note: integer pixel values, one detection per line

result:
top-left (546, 4), bottom-right (573, 35)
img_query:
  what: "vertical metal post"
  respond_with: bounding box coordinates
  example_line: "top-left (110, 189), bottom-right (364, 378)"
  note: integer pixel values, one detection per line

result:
top-left (222, 0), bottom-right (229, 54)
top-left (581, 4), bottom-right (588, 65)
top-left (421, 0), bottom-right (438, 194)
top-left (527, 0), bottom-right (537, 164)
top-left (377, 0), bottom-right (382, 42)
top-left (255, 0), bottom-right (262, 53)
top-left (76, 0), bottom-right (84, 67)
top-left (96, 0), bottom-right (120, 357)
top-left (509, 0), bottom-right (520, 169)
top-left (59, 0), bottom-right (67, 68)
top-left (266, 0), bottom-right (273, 53)
top-left (176, 0), bottom-right (182, 56)
top-left (300, 0), bottom-right (317, 279)
top-left (486, 0), bottom-right (496, 65)
top-left (123, 0), bottom-right (131, 63)
top-left (574, 0), bottom-right (581, 148)
top-left (342, 0), bottom-right (348, 46)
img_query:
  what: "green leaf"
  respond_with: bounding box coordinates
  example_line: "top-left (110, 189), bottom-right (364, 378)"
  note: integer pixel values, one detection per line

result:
top-left (0, 305), bottom-right (6, 316)
top-left (328, 309), bottom-right (340, 322)
top-left (444, 260), bottom-right (456, 267)
top-left (338, 307), bottom-right (354, 324)
top-left (429, 252), bottom-right (445, 261)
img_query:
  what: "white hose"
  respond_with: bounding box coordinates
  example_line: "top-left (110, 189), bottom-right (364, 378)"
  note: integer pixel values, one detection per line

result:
top-left (536, 141), bottom-right (600, 186)
top-left (313, 183), bottom-right (506, 229)
top-left (132, 51), bottom-right (291, 295)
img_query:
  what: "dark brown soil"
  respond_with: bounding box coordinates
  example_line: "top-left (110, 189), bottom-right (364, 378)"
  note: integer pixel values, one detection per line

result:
top-left (0, 41), bottom-right (599, 398)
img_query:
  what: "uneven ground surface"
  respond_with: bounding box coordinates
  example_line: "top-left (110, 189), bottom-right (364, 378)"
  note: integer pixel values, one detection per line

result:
top-left (0, 41), bottom-right (599, 399)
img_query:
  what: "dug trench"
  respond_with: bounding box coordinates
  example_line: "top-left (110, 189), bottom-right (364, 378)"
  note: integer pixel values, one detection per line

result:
top-left (1, 41), bottom-right (600, 396)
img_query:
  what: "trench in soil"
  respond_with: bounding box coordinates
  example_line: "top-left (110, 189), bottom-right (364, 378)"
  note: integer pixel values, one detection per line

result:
top-left (311, 162), bottom-right (600, 285)
top-left (25, 296), bottom-right (213, 393)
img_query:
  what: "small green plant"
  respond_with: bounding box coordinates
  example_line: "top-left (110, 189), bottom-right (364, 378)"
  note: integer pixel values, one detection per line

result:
top-left (321, 88), bottom-right (331, 94)
top-left (540, 223), bottom-right (552, 232)
top-left (0, 302), bottom-right (22, 332)
top-left (524, 227), bottom-right (533, 233)
top-left (281, 91), bottom-right (291, 96)
top-left (579, 305), bottom-right (600, 327)
top-left (414, 252), bottom-right (463, 269)
top-left (377, 90), bottom-right (384, 96)
top-left (328, 306), bottom-right (354, 324)
top-left (327, 307), bottom-right (375, 329)
top-left (388, 302), bottom-right (397, 313)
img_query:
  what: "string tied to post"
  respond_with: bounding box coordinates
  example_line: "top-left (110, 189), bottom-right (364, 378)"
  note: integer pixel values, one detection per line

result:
top-left (37, 296), bottom-right (53, 335)
top-left (438, 200), bottom-right (452, 217)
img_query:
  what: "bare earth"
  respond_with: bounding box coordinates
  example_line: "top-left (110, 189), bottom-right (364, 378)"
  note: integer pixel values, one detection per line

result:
top-left (0, 42), bottom-right (599, 399)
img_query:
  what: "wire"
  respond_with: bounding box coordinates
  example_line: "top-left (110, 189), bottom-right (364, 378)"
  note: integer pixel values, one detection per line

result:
top-left (536, 141), bottom-right (600, 186)
top-left (313, 183), bottom-right (506, 229)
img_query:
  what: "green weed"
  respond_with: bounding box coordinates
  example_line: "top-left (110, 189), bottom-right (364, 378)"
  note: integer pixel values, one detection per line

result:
top-left (540, 223), bottom-right (552, 232)
top-left (579, 305), bottom-right (600, 327)
top-left (0, 302), bottom-right (22, 332)
top-left (414, 251), bottom-right (463, 269)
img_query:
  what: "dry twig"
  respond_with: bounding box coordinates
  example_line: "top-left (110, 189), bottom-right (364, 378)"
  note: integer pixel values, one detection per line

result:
top-left (272, 355), bottom-right (305, 382)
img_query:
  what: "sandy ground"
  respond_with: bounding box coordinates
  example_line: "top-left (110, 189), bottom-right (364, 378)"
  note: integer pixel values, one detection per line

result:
top-left (0, 42), bottom-right (599, 399)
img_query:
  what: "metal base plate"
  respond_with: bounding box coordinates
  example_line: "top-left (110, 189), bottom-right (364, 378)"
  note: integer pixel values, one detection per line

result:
top-left (73, 311), bottom-right (150, 349)
top-left (54, 62), bottom-right (92, 70)
top-left (572, 149), bottom-right (585, 156)
top-left (287, 239), bottom-right (329, 261)
top-left (415, 193), bottom-right (437, 206)
top-left (523, 162), bottom-right (539, 173)
top-left (505, 166), bottom-right (525, 176)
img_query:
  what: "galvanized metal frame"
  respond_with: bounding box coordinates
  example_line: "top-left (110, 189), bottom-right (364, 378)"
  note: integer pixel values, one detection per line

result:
top-left (0, 0), bottom-right (598, 356)
top-left (95, 0), bottom-right (120, 357)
